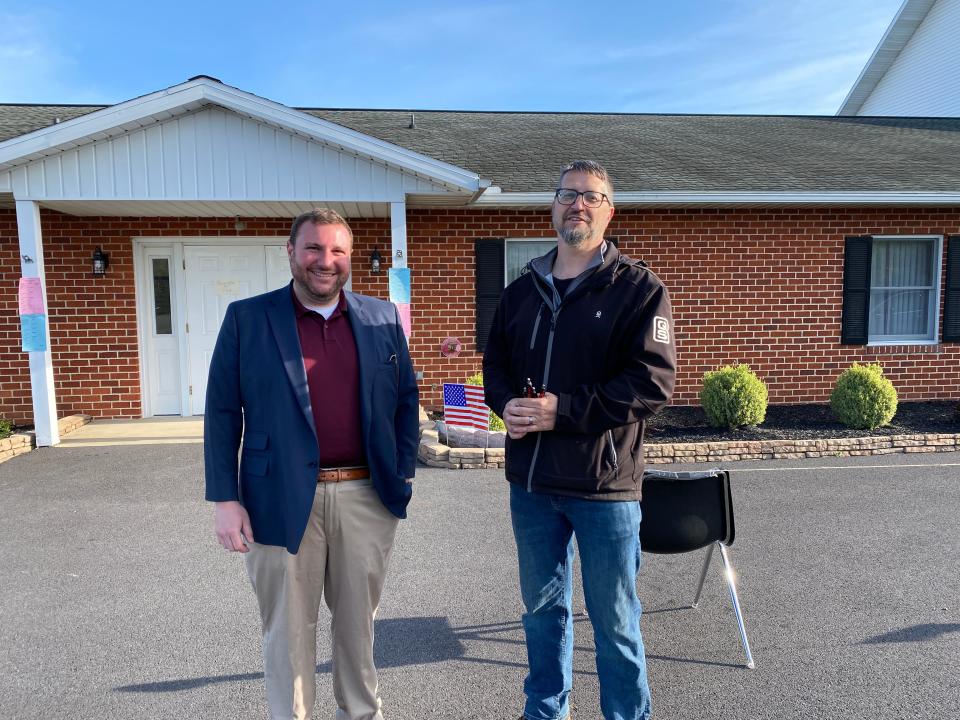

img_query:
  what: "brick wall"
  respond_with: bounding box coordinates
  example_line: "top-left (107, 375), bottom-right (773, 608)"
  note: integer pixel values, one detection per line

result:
top-left (0, 212), bottom-right (150, 423)
top-left (1, 206), bottom-right (958, 424)
top-left (404, 206), bottom-right (960, 410)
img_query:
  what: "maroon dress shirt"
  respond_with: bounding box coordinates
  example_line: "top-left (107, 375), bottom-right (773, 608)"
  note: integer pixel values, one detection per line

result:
top-left (292, 289), bottom-right (366, 468)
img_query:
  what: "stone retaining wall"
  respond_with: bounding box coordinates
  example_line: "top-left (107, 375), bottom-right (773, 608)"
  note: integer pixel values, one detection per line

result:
top-left (0, 414), bottom-right (92, 466)
top-left (645, 433), bottom-right (960, 464)
top-left (417, 425), bottom-right (506, 469)
top-left (57, 414), bottom-right (92, 435)
top-left (0, 433), bottom-right (33, 464)
top-left (417, 422), bottom-right (960, 469)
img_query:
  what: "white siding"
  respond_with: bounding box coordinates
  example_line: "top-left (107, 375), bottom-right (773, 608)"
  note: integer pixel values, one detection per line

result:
top-left (10, 106), bottom-right (459, 202)
top-left (859, 0), bottom-right (960, 116)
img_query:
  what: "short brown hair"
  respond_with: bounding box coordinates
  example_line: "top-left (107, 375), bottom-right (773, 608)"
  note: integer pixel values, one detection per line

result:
top-left (558, 160), bottom-right (614, 202)
top-left (288, 208), bottom-right (353, 246)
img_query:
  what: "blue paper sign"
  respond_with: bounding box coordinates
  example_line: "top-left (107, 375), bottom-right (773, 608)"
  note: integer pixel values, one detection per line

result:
top-left (20, 313), bottom-right (48, 352)
top-left (388, 267), bottom-right (411, 304)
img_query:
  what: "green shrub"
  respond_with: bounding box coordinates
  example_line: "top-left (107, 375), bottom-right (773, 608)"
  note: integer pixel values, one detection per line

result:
top-left (0, 417), bottom-right (12, 439)
top-left (830, 363), bottom-right (898, 429)
top-left (466, 371), bottom-right (506, 432)
top-left (700, 364), bottom-right (769, 429)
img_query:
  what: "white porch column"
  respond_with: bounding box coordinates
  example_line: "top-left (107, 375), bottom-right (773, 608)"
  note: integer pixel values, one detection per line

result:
top-left (389, 201), bottom-right (408, 268)
top-left (16, 200), bottom-right (60, 446)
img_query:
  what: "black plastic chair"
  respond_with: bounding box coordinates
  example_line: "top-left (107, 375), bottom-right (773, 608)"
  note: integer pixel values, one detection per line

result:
top-left (640, 468), bottom-right (755, 669)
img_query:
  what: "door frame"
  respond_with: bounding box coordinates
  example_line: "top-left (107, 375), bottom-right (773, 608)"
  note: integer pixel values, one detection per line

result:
top-left (133, 237), bottom-right (287, 417)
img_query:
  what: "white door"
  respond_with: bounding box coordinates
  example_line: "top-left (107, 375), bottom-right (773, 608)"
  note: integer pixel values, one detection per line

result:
top-left (184, 246), bottom-right (267, 415)
top-left (144, 252), bottom-right (181, 415)
top-left (265, 245), bottom-right (291, 290)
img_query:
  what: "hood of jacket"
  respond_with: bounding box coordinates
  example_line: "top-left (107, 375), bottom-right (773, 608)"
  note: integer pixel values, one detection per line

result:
top-left (526, 240), bottom-right (645, 310)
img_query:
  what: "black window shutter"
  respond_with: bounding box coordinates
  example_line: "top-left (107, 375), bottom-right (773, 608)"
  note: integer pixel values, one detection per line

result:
top-left (944, 235), bottom-right (960, 342)
top-left (841, 236), bottom-right (873, 345)
top-left (475, 238), bottom-right (505, 352)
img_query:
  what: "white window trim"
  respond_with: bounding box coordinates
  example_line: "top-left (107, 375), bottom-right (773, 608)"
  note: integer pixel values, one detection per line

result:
top-left (866, 234), bottom-right (943, 346)
top-left (504, 238), bottom-right (555, 286)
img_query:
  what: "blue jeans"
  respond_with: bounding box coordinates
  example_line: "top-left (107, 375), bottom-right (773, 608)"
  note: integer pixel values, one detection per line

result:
top-left (510, 484), bottom-right (651, 720)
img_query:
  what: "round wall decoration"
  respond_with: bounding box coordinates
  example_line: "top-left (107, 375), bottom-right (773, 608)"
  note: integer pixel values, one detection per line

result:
top-left (440, 337), bottom-right (462, 357)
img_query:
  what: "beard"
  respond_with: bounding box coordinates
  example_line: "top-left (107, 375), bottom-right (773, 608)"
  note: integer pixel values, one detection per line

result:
top-left (553, 204), bottom-right (600, 249)
top-left (558, 225), bottom-right (588, 248)
top-left (308, 273), bottom-right (348, 304)
top-left (290, 263), bottom-right (349, 305)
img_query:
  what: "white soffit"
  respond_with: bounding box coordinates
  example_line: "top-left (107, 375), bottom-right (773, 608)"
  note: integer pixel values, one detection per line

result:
top-left (0, 77), bottom-right (484, 197)
top-left (37, 199), bottom-right (393, 218)
top-left (837, 0), bottom-right (938, 116)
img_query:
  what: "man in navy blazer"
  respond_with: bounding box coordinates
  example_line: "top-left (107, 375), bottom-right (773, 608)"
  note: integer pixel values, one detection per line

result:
top-left (204, 208), bottom-right (419, 720)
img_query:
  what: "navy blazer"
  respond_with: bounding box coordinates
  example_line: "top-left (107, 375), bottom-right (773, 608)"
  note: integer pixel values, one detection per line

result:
top-left (203, 284), bottom-right (419, 554)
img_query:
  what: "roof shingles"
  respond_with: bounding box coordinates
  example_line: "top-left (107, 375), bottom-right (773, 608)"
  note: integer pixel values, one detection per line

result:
top-left (1, 103), bottom-right (959, 193)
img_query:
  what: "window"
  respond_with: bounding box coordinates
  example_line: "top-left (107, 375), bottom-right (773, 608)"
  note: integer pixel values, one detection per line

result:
top-left (869, 237), bottom-right (939, 342)
top-left (841, 235), bottom-right (947, 345)
top-left (474, 238), bottom-right (555, 351)
top-left (151, 258), bottom-right (172, 335)
top-left (505, 240), bottom-right (555, 284)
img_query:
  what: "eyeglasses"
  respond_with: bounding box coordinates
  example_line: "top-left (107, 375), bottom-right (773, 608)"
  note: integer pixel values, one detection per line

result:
top-left (554, 188), bottom-right (610, 208)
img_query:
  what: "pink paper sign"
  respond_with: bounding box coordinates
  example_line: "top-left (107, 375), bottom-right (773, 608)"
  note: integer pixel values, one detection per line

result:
top-left (18, 277), bottom-right (44, 315)
top-left (396, 302), bottom-right (411, 339)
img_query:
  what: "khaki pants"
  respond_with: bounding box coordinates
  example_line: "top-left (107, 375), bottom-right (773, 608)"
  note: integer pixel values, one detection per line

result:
top-left (245, 479), bottom-right (399, 720)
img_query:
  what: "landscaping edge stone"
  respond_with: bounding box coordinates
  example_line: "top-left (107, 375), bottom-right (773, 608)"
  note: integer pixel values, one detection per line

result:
top-left (0, 414), bottom-right (92, 466)
top-left (642, 432), bottom-right (960, 463)
top-left (417, 422), bottom-right (960, 469)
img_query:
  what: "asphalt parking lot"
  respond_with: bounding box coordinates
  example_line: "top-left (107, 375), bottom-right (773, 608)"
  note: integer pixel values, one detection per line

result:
top-left (1, 441), bottom-right (958, 720)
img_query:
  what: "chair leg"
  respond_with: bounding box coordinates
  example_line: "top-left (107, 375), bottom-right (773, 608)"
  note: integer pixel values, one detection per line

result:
top-left (691, 543), bottom-right (715, 608)
top-left (718, 543), bottom-right (756, 669)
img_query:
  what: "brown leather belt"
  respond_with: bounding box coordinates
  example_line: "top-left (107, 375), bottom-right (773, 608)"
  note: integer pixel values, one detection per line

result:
top-left (317, 466), bottom-right (370, 483)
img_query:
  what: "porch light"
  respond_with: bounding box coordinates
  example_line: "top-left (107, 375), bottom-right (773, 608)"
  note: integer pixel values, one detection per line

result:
top-left (370, 248), bottom-right (383, 274)
top-left (91, 247), bottom-right (109, 277)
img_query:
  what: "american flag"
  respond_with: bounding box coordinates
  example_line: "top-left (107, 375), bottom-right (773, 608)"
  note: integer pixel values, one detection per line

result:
top-left (442, 383), bottom-right (490, 430)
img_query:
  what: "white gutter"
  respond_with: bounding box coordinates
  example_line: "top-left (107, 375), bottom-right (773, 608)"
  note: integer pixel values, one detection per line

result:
top-left (472, 189), bottom-right (960, 207)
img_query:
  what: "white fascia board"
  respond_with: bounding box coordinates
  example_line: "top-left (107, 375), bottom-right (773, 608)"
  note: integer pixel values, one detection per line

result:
top-left (0, 77), bottom-right (487, 193)
top-left (836, 0), bottom-right (937, 116)
top-left (473, 190), bottom-right (960, 207)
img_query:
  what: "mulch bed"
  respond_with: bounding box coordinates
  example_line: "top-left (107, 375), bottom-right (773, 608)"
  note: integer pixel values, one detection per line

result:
top-left (645, 400), bottom-right (960, 445)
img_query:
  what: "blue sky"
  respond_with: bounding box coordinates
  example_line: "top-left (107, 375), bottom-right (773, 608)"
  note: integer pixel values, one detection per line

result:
top-left (0, 0), bottom-right (903, 114)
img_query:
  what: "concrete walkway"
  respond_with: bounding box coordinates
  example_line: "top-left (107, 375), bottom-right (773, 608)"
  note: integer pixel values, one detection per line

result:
top-left (56, 416), bottom-right (204, 447)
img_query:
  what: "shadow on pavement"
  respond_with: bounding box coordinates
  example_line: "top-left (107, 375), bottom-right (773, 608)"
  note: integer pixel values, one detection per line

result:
top-left (115, 614), bottom-right (633, 693)
top-left (862, 623), bottom-right (960, 644)
top-left (646, 654), bottom-right (745, 669)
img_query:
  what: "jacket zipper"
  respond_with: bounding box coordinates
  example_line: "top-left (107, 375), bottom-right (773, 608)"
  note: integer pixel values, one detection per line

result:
top-left (605, 429), bottom-right (619, 474)
top-left (527, 309), bottom-right (559, 492)
top-left (529, 303), bottom-right (543, 350)
top-left (522, 252), bottom-right (622, 492)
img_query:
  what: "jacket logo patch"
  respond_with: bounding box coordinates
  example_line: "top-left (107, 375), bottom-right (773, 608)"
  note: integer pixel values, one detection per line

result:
top-left (595, 311), bottom-right (602, 319)
top-left (653, 316), bottom-right (670, 344)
